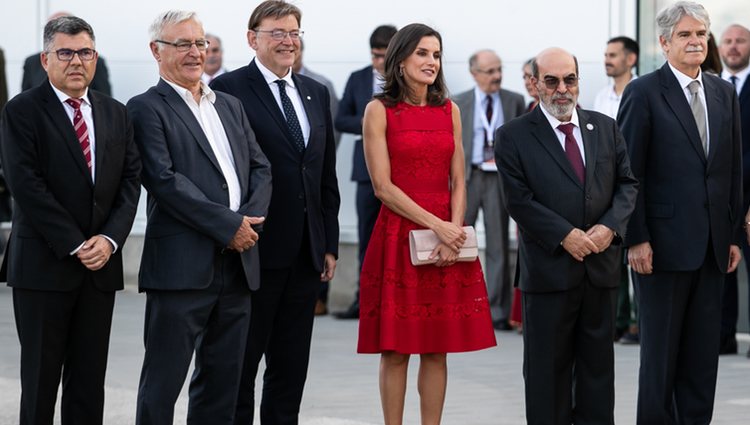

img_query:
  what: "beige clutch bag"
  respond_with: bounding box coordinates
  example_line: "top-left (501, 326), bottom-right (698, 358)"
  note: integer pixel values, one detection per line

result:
top-left (408, 226), bottom-right (478, 266)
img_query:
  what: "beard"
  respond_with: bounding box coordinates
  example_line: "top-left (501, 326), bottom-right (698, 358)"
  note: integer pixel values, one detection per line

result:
top-left (540, 91), bottom-right (576, 120)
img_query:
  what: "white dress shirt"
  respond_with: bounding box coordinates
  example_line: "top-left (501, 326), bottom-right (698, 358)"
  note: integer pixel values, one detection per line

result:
top-left (163, 78), bottom-right (242, 211)
top-left (471, 86), bottom-right (505, 166)
top-left (255, 59), bottom-right (311, 147)
top-left (51, 83), bottom-right (97, 179)
top-left (592, 75), bottom-right (637, 119)
top-left (538, 101), bottom-right (586, 166)
top-left (721, 65), bottom-right (750, 96)
top-left (668, 62), bottom-right (710, 152)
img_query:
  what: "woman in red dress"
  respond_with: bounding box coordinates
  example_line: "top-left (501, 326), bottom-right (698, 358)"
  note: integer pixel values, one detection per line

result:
top-left (357, 23), bottom-right (496, 424)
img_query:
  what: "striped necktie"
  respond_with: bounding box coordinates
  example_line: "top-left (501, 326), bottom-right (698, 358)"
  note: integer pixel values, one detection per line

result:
top-left (65, 98), bottom-right (92, 173)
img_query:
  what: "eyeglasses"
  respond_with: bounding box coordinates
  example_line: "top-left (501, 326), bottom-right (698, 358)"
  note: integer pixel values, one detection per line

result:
top-left (475, 67), bottom-right (502, 75)
top-left (371, 52), bottom-right (386, 60)
top-left (47, 48), bottom-right (96, 61)
top-left (254, 29), bottom-right (303, 41)
top-left (541, 75), bottom-right (579, 90)
top-left (522, 73), bottom-right (533, 80)
top-left (155, 39), bottom-right (210, 52)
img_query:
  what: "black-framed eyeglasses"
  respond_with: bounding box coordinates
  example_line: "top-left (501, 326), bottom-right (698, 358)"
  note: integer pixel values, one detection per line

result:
top-left (254, 29), bottom-right (303, 41)
top-left (475, 67), bottom-right (502, 75)
top-left (155, 39), bottom-right (210, 52)
top-left (541, 75), bottom-right (579, 90)
top-left (47, 48), bottom-right (96, 61)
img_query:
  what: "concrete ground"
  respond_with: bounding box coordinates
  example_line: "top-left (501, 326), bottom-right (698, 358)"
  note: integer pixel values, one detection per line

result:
top-left (0, 285), bottom-right (748, 424)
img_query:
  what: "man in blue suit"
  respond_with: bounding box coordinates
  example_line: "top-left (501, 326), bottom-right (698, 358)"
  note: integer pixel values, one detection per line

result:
top-left (718, 23), bottom-right (750, 357)
top-left (334, 24), bottom-right (396, 319)
top-left (210, 1), bottom-right (340, 423)
top-left (618, 2), bottom-right (743, 423)
top-left (128, 10), bottom-right (272, 424)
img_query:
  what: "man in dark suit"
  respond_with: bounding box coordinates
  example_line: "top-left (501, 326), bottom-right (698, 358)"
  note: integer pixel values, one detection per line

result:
top-left (618, 2), bottom-right (743, 423)
top-left (496, 47), bottom-right (638, 425)
top-left (333, 24), bottom-right (396, 319)
top-left (210, 1), bottom-right (340, 423)
top-left (128, 10), bottom-right (272, 425)
top-left (718, 23), bottom-right (750, 357)
top-left (0, 16), bottom-right (141, 425)
top-left (453, 49), bottom-right (525, 330)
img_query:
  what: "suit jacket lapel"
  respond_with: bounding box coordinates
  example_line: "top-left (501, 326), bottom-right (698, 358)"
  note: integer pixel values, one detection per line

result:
top-left (294, 73), bottom-right (319, 157)
top-left (90, 91), bottom-right (105, 188)
top-left (40, 83), bottom-right (92, 184)
top-left (529, 107), bottom-right (583, 188)
top-left (156, 79), bottom-right (224, 175)
top-left (247, 60), bottom-right (300, 155)
top-left (577, 109), bottom-right (598, 186)
top-left (213, 95), bottom-right (250, 195)
top-left (658, 64), bottom-right (707, 163)
top-left (703, 75), bottom-right (724, 167)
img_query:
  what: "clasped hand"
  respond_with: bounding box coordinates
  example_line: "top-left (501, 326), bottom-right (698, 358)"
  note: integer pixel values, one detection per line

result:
top-left (429, 221), bottom-right (466, 267)
top-left (228, 216), bottom-right (265, 252)
top-left (77, 235), bottom-right (113, 271)
top-left (562, 224), bottom-right (614, 262)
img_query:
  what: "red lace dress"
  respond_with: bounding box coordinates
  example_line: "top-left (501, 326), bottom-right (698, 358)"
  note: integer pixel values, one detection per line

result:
top-left (357, 100), bottom-right (497, 354)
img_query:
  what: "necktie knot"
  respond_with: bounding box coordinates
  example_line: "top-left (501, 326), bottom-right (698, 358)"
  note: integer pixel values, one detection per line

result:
top-left (557, 123), bottom-right (575, 136)
top-left (276, 79), bottom-right (286, 90)
top-left (65, 98), bottom-right (82, 110)
top-left (730, 75), bottom-right (738, 87)
top-left (688, 80), bottom-right (701, 95)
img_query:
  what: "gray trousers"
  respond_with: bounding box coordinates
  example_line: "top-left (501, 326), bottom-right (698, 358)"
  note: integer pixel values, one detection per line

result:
top-left (465, 169), bottom-right (511, 323)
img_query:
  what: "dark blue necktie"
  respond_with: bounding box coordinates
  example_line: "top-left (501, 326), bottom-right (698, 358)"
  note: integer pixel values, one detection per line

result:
top-left (275, 79), bottom-right (305, 152)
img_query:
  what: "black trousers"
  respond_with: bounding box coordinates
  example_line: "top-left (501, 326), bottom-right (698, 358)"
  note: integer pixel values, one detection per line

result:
top-left (14, 277), bottom-right (115, 425)
top-left (350, 181), bottom-right (381, 305)
top-left (136, 251), bottom-right (251, 425)
top-left (523, 277), bottom-right (617, 425)
top-left (234, 231), bottom-right (321, 425)
top-left (635, 254), bottom-right (723, 425)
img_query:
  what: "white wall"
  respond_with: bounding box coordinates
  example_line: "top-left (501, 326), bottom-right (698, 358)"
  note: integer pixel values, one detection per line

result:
top-left (0, 0), bottom-right (637, 240)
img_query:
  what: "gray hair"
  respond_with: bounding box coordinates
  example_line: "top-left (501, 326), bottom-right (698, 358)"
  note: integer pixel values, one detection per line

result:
top-left (656, 1), bottom-right (710, 41)
top-left (149, 10), bottom-right (201, 45)
top-left (43, 16), bottom-right (95, 51)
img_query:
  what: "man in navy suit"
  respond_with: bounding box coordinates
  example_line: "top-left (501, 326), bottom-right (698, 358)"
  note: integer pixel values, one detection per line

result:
top-left (497, 47), bottom-right (637, 425)
top-left (618, 2), bottom-right (743, 423)
top-left (210, 1), bottom-right (340, 423)
top-left (128, 10), bottom-right (272, 425)
top-left (0, 16), bottom-right (141, 425)
top-left (718, 23), bottom-right (750, 357)
top-left (333, 24), bottom-right (397, 319)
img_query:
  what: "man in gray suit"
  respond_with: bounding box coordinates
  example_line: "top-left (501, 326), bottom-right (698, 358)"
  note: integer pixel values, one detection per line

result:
top-left (127, 10), bottom-right (272, 425)
top-left (453, 49), bottom-right (526, 330)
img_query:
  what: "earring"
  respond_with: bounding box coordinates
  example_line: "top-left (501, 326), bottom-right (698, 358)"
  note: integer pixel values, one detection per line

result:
top-left (399, 67), bottom-right (403, 77)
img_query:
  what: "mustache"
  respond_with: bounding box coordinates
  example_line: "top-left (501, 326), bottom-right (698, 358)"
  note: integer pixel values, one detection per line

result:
top-left (551, 92), bottom-right (574, 102)
top-left (686, 45), bottom-right (704, 52)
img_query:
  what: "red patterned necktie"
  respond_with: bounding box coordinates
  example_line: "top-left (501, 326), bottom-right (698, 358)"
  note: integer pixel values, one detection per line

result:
top-left (65, 98), bottom-right (92, 173)
top-left (557, 123), bottom-right (585, 184)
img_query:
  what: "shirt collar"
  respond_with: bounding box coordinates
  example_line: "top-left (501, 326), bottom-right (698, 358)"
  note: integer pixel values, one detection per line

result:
top-left (255, 58), bottom-right (295, 89)
top-left (721, 65), bottom-right (750, 84)
top-left (161, 77), bottom-right (216, 104)
top-left (50, 81), bottom-right (91, 107)
top-left (474, 86), bottom-right (499, 104)
top-left (668, 62), bottom-right (703, 90)
top-left (538, 101), bottom-right (580, 130)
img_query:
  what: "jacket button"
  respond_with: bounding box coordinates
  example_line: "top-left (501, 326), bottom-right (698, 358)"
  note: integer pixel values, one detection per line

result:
top-left (298, 193), bottom-right (304, 200)
top-left (222, 183), bottom-right (228, 190)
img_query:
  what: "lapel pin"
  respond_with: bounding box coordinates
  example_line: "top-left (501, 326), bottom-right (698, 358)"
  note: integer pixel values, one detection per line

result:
top-left (586, 123), bottom-right (594, 130)
top-left (306, 95), bottom-right (311, 100)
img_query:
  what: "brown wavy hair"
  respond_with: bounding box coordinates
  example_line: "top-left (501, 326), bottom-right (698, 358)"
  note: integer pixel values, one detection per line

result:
top-left (375, 23), bottom-right (447, 107)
